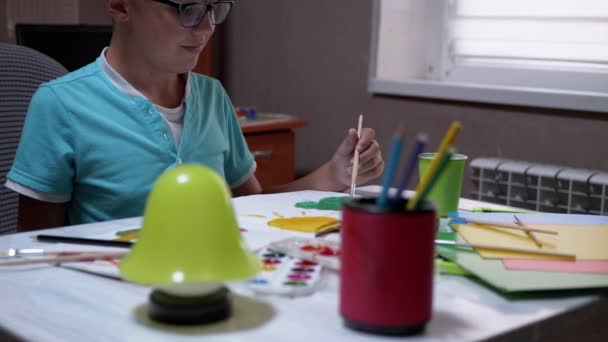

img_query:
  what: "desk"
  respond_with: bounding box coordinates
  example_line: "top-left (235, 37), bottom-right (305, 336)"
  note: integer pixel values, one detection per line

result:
top-left (0, 189), bottom-right (606, 341)
top-left (240, 114), bottom-right (307, 188)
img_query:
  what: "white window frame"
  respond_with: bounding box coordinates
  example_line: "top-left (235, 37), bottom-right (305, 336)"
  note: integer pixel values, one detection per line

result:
top-left (369, 0), bottom-right (608, 113)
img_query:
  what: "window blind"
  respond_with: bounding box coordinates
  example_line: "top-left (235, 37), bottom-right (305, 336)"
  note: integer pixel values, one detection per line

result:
top-left (446, 0), bottom-right (608, 74)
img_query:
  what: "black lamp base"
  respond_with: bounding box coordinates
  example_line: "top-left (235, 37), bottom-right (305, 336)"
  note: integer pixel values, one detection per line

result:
top-left (148, 286), bottom-right (231, 325)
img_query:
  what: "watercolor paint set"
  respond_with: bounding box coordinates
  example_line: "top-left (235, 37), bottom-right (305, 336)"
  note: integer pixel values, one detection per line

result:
top-left (248, 247), bottom-right (324, 297)
top-left (268, 237), bottom-right (340, 271)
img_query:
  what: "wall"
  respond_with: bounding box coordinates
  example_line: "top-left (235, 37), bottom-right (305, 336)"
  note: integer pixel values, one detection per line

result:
top-left (2, 0), bottom-right (606, 196)
top-left (222, 0), bottom-right (608, 196)
top-left (79, 0), bottom-right (110, 25)
top-left (0, 0), bottom-right (110, 42)
top-left (0, 0), bottom-right (7, 42)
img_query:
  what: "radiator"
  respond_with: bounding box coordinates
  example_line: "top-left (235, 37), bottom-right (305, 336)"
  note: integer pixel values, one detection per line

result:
top-left (470, 158), bottom-right (608, 215)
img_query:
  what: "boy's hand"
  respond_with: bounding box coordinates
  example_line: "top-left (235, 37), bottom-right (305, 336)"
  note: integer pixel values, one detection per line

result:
top-left (331, 127), bottom-right (384, 188)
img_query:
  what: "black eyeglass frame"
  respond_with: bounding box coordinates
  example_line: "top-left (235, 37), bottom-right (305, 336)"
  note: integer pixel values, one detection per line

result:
top-left (150, 0), bottom-right (235, 28)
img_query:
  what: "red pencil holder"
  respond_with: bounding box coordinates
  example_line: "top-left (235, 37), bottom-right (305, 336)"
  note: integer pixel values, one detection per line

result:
top-left (340, 198), bottom-right (437, 336)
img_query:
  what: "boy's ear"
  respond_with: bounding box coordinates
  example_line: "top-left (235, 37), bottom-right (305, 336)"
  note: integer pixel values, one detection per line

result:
top-left (106, 0), bottom-right (130, 23)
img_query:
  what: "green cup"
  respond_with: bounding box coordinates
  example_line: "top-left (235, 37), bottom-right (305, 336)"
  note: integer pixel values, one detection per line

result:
top-left (418, 153), bottom-right (467, 217)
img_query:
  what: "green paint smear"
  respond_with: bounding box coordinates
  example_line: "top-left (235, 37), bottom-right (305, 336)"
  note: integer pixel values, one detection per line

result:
top-left (295, 197), bottom-right (347, 211)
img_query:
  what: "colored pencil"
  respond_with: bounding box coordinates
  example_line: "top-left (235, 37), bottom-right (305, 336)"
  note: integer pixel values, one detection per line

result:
top-left (394, 133), bottom-right (428, 201)
top-left (464, 218), bottom-right (558, 235)
top-left (410, 150), bottom-right (453, 210)
top-left (0, 250), bottom-right (129, 267)
top-left (350, 114), bottom-right (364, 197)
top-left (514, 215), bottom-right (543, 247)
top-left (407, 121), bottom-right (461, 210)
top-left (35, 235), bottom-right (133, 248)
top-left (435, 240), bottom-right (576, 260)
top-left (376, 122), bottom-right (406, 206)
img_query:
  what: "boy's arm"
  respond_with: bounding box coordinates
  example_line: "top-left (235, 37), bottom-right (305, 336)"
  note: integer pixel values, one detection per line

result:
top-left (17, 195), bottom-right (67, 232)
top-left (233, 128), bottom-right (384, 196)
top-left (232, 176), bottom-right (262, 197)
top-left (266, 128), bottom-right (383, 194)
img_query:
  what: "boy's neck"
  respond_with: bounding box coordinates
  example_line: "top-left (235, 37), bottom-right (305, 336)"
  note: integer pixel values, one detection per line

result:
top-left (105, 40), bottom-right (185, 108)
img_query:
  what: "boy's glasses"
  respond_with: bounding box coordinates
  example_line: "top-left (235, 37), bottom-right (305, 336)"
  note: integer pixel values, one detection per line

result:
top-left (151, 0), bottom-right (234, 28)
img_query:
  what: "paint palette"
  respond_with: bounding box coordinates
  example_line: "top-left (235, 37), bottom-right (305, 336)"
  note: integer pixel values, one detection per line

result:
top-left (268, 237), bottom-right (341, 271)
top-left (248, 247), bottom-right (323, 297)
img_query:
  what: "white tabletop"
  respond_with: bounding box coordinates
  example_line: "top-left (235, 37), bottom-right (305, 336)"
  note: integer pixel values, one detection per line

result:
top-left (0, 190), bottom-right (606, 341)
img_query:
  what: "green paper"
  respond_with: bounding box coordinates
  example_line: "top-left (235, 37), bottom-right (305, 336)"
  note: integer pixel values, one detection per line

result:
top-left (295, 197), bottom-right (346, 211)
top-left (437, 231), bottom-right (458, 241)
top-left (437, 241), bottom-right (608, 293)
top-left (436, 258), bottom-right (472, 276)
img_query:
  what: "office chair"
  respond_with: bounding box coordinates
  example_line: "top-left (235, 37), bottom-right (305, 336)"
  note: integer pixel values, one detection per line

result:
top-left (0, 43), bottom-right (68, 234)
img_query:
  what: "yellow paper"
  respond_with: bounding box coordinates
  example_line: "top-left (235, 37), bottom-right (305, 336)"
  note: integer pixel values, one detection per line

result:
top-left (453, 223), bottom-right (608, 260)
top-left (267, 217), bottom-right (340, 233)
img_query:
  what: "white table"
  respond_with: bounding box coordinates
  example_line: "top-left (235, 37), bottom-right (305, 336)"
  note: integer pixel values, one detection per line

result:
top-left (0, 190), bottom-right (606, 341)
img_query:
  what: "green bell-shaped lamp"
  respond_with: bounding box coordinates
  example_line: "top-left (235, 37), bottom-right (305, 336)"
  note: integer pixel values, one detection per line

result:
top-left (120, 164), bottom-right (261, 324)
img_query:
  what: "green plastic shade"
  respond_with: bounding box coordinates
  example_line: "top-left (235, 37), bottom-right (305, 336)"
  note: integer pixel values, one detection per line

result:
top-left (120, 164), bottom-right (262, 286)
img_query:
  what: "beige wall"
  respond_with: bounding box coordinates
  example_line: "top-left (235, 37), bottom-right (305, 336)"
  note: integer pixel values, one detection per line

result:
top-left (0, 0), bottom-right (110, 42)
top-left (80, 0), bottom-right (111, 25)
top-left (2, 0), bottom-right (606, 196)
top-left (222, 0), bottom-right (608, 196)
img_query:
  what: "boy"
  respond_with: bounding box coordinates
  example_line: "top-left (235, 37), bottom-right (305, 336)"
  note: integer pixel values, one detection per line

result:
top-left (6, 0), bottom-right (384, 231)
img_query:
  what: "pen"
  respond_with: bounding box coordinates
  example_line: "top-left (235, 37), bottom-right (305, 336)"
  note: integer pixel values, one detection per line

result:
top-left (35, 235), bottom-right (133, 248)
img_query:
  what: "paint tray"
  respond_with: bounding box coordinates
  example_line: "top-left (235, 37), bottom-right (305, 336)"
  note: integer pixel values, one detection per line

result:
top-left (269, 237), bottom-right (340, 271)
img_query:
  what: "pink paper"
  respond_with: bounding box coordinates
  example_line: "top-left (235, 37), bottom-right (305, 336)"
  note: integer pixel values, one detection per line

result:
top-left (503, 259), bottom-right (608, 274)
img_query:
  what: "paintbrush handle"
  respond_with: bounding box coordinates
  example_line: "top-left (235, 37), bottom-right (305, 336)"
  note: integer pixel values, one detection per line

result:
top-left (435, 240), bottom-right (575, 260)
top-left (514, 215), bottom-right (543, 247)
top-left (350, 114), bottom-right (364, 197)
top-left (0, 251), bottom-right (129, 267)
top-left (465, 218), bottom-right (558, 235)
top-left (35, 235), bottom-right (133, 247)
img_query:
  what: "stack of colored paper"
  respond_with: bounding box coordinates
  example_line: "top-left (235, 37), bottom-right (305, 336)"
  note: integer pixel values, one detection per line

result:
top-left (439, 212), bottom-right (608, 292)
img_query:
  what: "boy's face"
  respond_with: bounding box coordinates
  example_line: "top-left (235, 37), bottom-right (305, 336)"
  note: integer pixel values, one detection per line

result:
top-left (115, 0), bottom-right (215, 73)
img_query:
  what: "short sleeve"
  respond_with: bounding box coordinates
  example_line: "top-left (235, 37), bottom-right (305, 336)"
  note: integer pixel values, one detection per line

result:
top-left (7, 85), bottom-right (75, 196)
top-left (218, 84), bottom-right (255, 187)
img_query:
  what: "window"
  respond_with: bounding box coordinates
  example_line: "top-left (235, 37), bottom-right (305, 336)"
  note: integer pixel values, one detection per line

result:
top-left (370, 0), bottom-right (608, 112)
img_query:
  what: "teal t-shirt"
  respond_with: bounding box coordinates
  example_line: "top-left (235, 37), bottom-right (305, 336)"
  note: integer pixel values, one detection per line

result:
top-left (7, 59), bottom-right (254, 225)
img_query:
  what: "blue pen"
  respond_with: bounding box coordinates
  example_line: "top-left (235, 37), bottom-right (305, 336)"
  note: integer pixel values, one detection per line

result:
top-left (394, 133), bottom-right (427, 201)
top-left (376, 123), bottom-right (406, 206)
